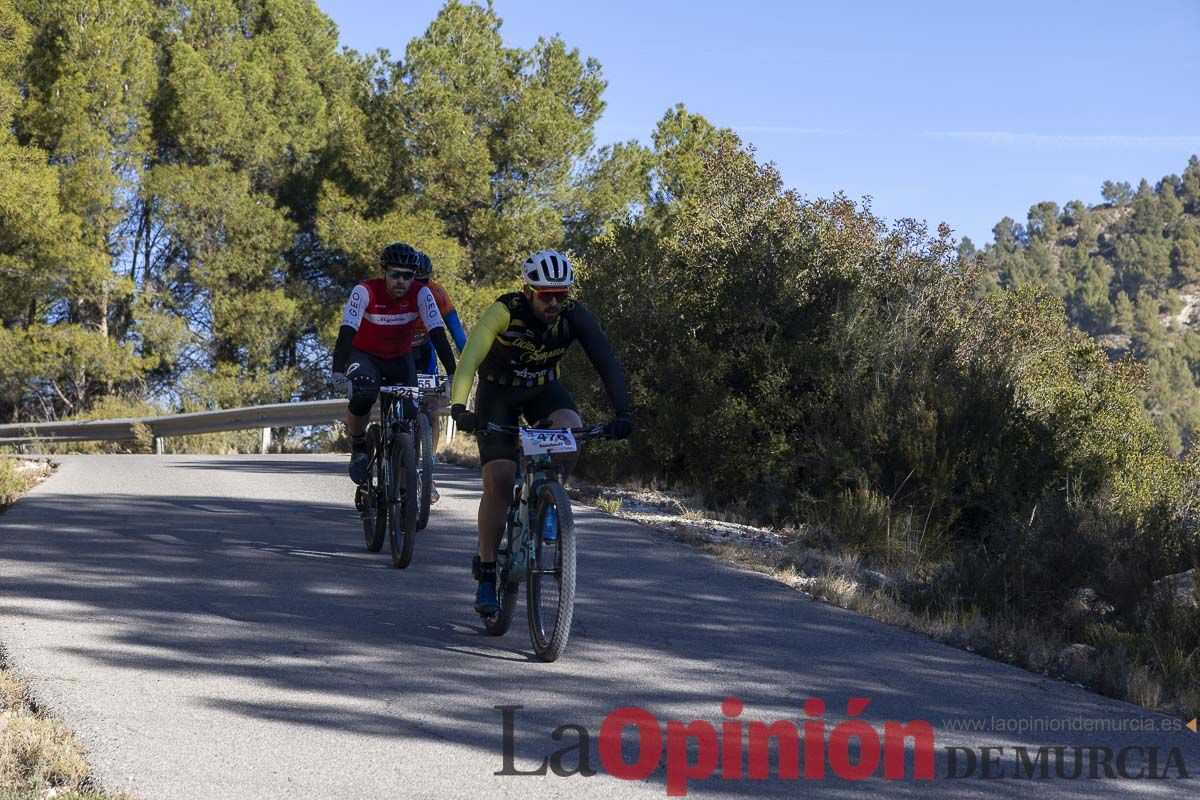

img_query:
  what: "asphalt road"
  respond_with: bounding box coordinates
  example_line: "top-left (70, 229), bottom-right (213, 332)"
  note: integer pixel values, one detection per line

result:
top-left (0, 455), bottom-right (1196, 799)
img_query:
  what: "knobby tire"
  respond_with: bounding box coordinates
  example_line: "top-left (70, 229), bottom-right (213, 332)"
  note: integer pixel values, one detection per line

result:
top-left (388, 431), bottom-right (419, 568)
top-left (527, 482), bottom-right (576, 661)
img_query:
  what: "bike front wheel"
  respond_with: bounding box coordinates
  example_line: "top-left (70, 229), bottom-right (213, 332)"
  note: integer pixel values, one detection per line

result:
top-left (388, 431), bottom-right (418, 568)
top-left (526, 482), bottom-right (576, 661)
top-left (415, 411), bottom-right (434, 530)
top-left (362, 425), bottom-right (386, 552)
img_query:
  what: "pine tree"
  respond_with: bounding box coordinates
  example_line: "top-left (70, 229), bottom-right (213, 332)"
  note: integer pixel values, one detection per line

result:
top-left (1171, 222), bottom-right (1200, 284)
top-left (394, 0), bottom-right (606, 280)
top-left (991, 217), bottom-right (1024, 255)
top-left (1101, 180), bottom-right (1134, 206)
top-left (4, 0), bottom-right (154, 418)
top-left (141, 0), bottom-right (350, 403)
top-left (1113, 291), bottom-right (1136, 333)
top-left (1131, 293), bottom-right (1166, 358)
top-left (1027, 201), bottom-right (1061, 241)
top-left (1181, 155), bottom-right (1200, 214)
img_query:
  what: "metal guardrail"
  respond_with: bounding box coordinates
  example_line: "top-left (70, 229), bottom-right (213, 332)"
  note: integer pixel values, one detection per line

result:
top-left (0, 397), bottom-right (457, 453)
top-left (0, 399), bottom-right (347, 452)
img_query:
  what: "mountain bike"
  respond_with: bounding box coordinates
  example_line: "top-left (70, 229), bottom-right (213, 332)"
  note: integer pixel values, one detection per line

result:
top-left (414, 373), bottom-right (448, 530)
top-left (353, 384), bottom-right (421, 568)
top-left (476, 421), bottom-right (608, 662)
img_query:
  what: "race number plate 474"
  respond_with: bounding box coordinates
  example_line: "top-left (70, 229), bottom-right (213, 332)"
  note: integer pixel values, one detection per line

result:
top-left (520, 428), bottom-right (578, 456)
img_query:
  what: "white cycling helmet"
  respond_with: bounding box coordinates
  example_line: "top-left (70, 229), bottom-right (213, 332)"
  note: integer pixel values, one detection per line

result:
top-left (522, 250), bottom-right (574, 289)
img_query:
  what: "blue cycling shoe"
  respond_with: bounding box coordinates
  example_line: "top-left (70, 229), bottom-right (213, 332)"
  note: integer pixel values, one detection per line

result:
top-left (348, 449), bottom-right (370, 485)
top-left (474, 579), bottom-right (499, 615)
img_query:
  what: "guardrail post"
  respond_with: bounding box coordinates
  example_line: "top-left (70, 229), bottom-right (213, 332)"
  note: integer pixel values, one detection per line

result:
top-left (155, 437), bottom-right (164, 455)
top-left (260, 427), bottom-right (271, 454)
top-left (444, 418), bottom-right (456, 447)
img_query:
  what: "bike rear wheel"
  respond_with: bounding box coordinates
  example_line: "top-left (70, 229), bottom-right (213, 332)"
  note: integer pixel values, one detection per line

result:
top-left (526, 482), bottom-right (576, 661)
top-left (388, 431), bottom-right (419, 568)
top-left (483, 520), bottom-right (521, 636)
top-left (415, 411), bottom-right (434, 530)
top-left (361, 425), bottom-right (386, 552)
top-left (483, 578), bottom-right (520, 636)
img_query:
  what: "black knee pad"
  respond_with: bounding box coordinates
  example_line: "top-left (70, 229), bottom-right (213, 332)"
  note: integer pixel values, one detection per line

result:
top-left (349, 388), bottom-right (378, 417)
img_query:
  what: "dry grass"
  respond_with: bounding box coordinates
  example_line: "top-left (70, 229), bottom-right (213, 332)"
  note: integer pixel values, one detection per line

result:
top-left (761, 537), bottom-right (1198, 716)
top-left (0, 461), bottom-right (26, 508)
top-left (1178, 686), bottom-right (1200, 721)
top-left (0, 459), bottom-right (52, 509)
top-left (0, 660), bottom-right (122, 799)
top-left (0, 671), bottom-right (27, 713)
top-left (594, 496), bottom-right (622, 514)
top-left (436, 432), bottom-right (481, 469)
top-left (1126, 665), bottom-right (1164, 709)
top-left (0, 472), bottom-right (122, 799)
top-left (810, 572), bottom-right (859, 607)
top-left (566, 477), bottom-right (1200, 719)
top-left (0, 713), bottom-right (90, 794)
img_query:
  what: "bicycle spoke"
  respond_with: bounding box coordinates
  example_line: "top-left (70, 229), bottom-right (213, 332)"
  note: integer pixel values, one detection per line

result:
top-left (527, 484), bottom-right (576, 662)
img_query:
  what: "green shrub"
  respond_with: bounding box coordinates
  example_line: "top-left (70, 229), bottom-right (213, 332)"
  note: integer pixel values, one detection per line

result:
top-left (575, 132), bottom-right (1199, 640)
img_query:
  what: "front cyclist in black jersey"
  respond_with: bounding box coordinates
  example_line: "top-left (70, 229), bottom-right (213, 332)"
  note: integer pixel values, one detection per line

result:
top-left (451, 250), bottom-right (633, 615)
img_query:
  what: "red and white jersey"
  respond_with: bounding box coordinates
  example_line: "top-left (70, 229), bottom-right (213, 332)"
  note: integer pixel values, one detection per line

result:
top-left (341, 278), bottom-right (445, 360)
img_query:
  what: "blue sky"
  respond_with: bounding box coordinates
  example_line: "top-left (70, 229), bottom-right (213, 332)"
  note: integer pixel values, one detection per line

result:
top-left (323, 0), bottom-right (1200, 246)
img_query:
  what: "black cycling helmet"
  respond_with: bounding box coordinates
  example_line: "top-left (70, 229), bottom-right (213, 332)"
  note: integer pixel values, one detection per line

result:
top-left (379, 242), bottom-right (420, 269)
top-left (414, 252), bottom-right (433, 281)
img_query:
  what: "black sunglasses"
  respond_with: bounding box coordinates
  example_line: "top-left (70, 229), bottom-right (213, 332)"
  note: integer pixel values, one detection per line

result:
top-left (386, 268), bottom-right (416, 280)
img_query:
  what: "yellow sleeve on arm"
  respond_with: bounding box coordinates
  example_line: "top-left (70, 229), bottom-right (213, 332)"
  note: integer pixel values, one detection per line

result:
top-left (452, 301), bottom-right (510, 407)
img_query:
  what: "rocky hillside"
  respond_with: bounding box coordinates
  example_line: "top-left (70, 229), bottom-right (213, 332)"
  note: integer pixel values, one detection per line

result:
top-left (977, 155), bottom-right (1200, 452)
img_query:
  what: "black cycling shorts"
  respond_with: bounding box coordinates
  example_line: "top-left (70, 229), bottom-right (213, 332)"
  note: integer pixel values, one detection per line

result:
top-left (412, 342), bottom-right (436, 375)
top-left (474, 379), bottom-right (578, 465)
top-left (345, 347), bottom-right (416, 419)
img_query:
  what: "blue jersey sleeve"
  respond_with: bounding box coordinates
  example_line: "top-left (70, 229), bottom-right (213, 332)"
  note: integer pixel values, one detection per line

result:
top-left (444, 309), bottom-right (467, 352)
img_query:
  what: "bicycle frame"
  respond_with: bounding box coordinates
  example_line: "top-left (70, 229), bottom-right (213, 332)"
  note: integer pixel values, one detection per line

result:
top-left (376, 385), bottom-right (421, 438)
top-left (489, 423), bottom-right (606, 584)
top-left (480, 421), bottom-right (607, 660)
top-left (375, 384), bottom-right (422, 567)
top-left (357, 384), bottom-right (419, 554)
top-left (504, 451), bottom-right (548, 582)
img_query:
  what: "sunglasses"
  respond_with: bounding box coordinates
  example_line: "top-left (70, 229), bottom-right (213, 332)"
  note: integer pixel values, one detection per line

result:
top-left (531, 288), bottom-right (570, 302)
top-left (386, 269), bottom-right (416, 280)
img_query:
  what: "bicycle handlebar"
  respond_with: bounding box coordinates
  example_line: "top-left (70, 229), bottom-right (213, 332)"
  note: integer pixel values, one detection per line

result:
top-left (377, 385), bottom-right (422, 399)
top-left (484, 421), bottom-right (610, 441)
